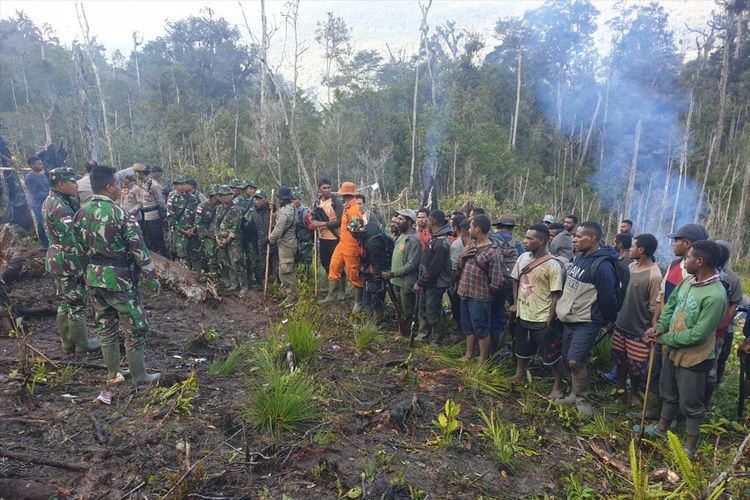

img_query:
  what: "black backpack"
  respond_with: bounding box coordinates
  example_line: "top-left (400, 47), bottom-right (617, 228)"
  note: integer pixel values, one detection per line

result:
top-left (591, 255), bottom-right (630, 313)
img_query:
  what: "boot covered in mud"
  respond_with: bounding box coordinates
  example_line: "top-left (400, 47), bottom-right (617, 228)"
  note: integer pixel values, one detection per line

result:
top-left (127, 348), bottom-right (161, 386)
top-left (68, 316), bottom-right (100, 353)
top-left (318, 279), bottom-right (339, 304)
top-left (557, 376), bottom-right (579, 405)
top-left (352, 287), bottom-right (363, 314)
top-left (336, 275), bottom-right (348, 301)
top-left (100, 342), bottom-right (126, 385)
top-left (57, 313), bottom-right (75, 354)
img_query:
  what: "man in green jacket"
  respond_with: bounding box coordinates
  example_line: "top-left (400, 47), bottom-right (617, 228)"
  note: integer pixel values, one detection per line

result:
top-left (268, 186), bottom-right (298, 294)
top-left (382, 209), bottom-right (421, 335)
top-left (643, 239), bottom-right (727, 458)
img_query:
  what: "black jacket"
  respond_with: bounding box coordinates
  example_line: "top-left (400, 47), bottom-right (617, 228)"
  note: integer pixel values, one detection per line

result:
top-left (417, 223), bottom-right (452, 289)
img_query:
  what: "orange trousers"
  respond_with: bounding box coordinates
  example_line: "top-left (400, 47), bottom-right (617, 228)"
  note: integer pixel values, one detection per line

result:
top-left (327, 245), bottom-right (363, 288)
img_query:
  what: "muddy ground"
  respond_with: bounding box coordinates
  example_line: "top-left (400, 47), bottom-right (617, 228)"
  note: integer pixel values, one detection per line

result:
top-left (1, 245), bottom-right (749, 499)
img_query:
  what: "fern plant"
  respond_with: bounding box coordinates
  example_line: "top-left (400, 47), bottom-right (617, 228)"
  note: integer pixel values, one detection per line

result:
top-left (629, 439), bottom-right (649, 500)
top-left (666, 431), bottom-right (701, 494)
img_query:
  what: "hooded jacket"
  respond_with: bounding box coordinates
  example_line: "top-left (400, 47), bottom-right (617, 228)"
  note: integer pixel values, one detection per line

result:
top-left (556, 246), bottom-right (619, 324)
top-left (417, 223), bottom-right (453, 289)
top-left (360, 222), bottom-right (391, 275)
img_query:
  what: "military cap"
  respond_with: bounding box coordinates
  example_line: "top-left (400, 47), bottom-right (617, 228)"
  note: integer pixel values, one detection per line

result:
top-left (49, 167), bottom-right (80, 184)
top-left (132, 162), bottom-right (149, 173)
top-left (217, 184), bottom-right (233, 195)
top-left (229, 178), bottom-right (243, 189)
top-left (292, 190), bottom-right (303, 200)
top-left (173, 175), bottom-right (188, 184)
top-left (253, 189), bottom-right (268, 200)
top-left (207, 184), bottom-right (220, 196)
top-left (243, 179), bottom-right (257, 189)
top-left (186, 177), bottom-right (198, 188)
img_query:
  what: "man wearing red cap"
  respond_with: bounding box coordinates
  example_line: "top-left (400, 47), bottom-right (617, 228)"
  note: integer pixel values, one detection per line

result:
top-left (319, 181), bottom-right (364, 312)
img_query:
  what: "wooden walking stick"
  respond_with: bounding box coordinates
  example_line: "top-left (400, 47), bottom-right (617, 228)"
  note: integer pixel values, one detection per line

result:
top-left (263, 189), bottom-right (275, 298)
top-left (638, 342), bottom-right (657, 445)
top-left (313, 229), bottom-right (318, 293)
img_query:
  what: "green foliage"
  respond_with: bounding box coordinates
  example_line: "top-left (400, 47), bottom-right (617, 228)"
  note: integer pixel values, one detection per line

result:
top-left (562, 472), bottom-right (597, 500)
top-left (145, 371), bottom-right (199, 419)
top-left (244, 338), bottom-right (319, 440)
top-left (630, 439), bottom-right (649, 500)
top-left (27, 358), bottom-right (47, 396)
top-left (207, 344), bottom-right (252, 377)
top-left (477, 408), bottom-right (537, 465)
top-left (284, 317), bottom-right (322, 364)
top-left (666, 431), bottom-right (701, 494)
top-left (245, 369), bottom-right (319, 440)
top-left (353, 319), bottom-right (380, 351)
top-left (589, 330), bottom-right (612, 372)
top-left (431, 399), bottom-right (461, 448)
top-left (580, 412), bottom-right (620, 440)
top-left (457, 361), bottom-right (511, 398)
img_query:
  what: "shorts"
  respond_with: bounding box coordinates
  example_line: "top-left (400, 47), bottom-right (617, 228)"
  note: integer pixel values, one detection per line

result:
top-left (611, 328), bottom-right (650, 378)
top-left (460, 297), bottom-right (491, 339)
top-left (562, 322), bottom-right (601, 364)
top-left (514, 320), bottom-right (562, 365)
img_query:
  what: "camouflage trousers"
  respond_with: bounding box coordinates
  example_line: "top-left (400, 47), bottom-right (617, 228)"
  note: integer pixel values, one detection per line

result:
top-left (201, 239), bottom-right (220, 279)
top-left (244, 240), bottom-right (259, 285)
top-left (53, 275), bottom-right (87, 320)
top-left (89, 286), bottom-right (149, 352)
top-left (219, 239), bottom-right (247, 288)
top-left (175, 233), bottom-right (201, 271)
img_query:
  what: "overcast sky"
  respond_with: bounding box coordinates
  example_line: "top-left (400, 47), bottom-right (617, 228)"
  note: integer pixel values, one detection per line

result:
top-left (2, 0), bottom-right (716, 93)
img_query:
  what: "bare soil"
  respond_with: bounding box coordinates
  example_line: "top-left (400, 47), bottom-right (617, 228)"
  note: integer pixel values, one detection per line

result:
top-left (1, 246), bottom-right (748, 499)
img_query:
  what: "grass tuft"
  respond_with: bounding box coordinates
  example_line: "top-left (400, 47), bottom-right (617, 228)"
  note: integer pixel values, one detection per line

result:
top-left (284, 317), bottom-right (322, 363)
top-left (208, 345), bottom-right (252, 377)
top-left (353, 319), bottom-right (381, 351)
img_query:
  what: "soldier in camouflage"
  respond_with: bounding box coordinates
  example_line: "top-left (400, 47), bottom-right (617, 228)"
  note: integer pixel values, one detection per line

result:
top-left (169, 177), bottom-right (201, 271)
top-left (195, 184), bottom-right (221, 282)
top-left (74, 166), bottom-right (161, 386)
top-left (234, 179), bottom-right (259, 287)
top-left (216, 185), bottom-right (248, 296)
top-left (165, 176), bottom-right (187, 259)
top-left (42, 167), bottom-right (100, 354)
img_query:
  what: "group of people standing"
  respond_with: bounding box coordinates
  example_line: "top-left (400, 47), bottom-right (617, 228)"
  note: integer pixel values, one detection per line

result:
top-left (33, 158), bottom-right (750, 458)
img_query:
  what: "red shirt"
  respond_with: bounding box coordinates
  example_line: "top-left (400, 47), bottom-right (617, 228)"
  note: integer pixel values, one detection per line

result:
top-left (417, 229), bottom-right (431, 251)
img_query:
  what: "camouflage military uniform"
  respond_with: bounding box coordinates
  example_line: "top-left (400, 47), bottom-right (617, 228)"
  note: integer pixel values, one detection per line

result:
top-left (74, 194), bottom-right (160, 382)
top-left (165, 187), bottom-right (184, 258)
top-left (217, 199), bottom-right (247, 293)
top-left (42, 173), bottom-right (98, 354)
top-left (169, 190), bottom-right (201, 271)
top-left (234, 192), bottom-right (258, 286)
top-left (195, 186), bottom-right (219, 280)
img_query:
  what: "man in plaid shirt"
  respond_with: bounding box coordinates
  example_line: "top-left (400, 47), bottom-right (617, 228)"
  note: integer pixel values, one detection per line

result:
top-left (457, 214), bottom-right (504, 363)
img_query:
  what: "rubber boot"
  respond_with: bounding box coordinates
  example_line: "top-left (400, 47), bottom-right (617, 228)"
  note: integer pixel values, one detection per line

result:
top-left (127, 349), bottom-right (161, 386)
top-left (574, 375), bottom-right (593, 418)
top-left (237, 274), bottom-right (249, 298)
top-left (337, 275), bottom-right (348, 301)
top-left (352, 287), bottom-right (363, 313)
top-left (224, 273), bottom-right (240, 294)
top-left (69, 317), bottom-right (100, 353)
top-left (318, 279), bottom-right (339, 304)
top-left (100, 342), bottom-right (125, 385)
top-left (57, 313), bottom-right (75, 354)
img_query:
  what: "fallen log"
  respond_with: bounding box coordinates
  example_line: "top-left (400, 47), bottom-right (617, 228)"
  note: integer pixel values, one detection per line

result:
top-left (0, 223), bottom-right (15, 278)
top-left (151, 253), bottom-right (218, 303)
top-left (0, 448), bottom-right (89, 471)
top-left (0, 479), bottom-right (58, 500)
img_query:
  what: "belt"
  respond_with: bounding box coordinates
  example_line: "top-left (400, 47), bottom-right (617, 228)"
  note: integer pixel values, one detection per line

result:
top-left (88, 255), bottom-right (130, 267)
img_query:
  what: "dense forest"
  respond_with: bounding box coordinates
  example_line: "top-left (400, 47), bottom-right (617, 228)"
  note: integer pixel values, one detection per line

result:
top-left (1, 0), bottom-right (748, 259)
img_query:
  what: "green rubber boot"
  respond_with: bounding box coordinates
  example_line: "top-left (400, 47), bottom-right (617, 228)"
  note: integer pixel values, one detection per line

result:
top-left (57, 313), bottom-right (75, 354)
top-left (352, 287), bottom-right (363, 314)
top-left (127, 349), bottom-right (161, 386)
top-left (336, 276), bottom-right (348, 301)
top-left (68, 317), bottom-right (100, 353)
top-left (100, 342), bottom-right (125, 384)
top-left (318, 279), bottom-right (339, 305)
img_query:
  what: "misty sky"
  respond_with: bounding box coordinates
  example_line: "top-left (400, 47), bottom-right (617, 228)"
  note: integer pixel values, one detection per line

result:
top-left (2, 0), bottom-right (715, 93)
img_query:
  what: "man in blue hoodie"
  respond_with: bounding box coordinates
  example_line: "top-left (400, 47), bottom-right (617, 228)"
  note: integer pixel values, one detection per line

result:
top-left (556, 221), bottom-right (619, 416)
